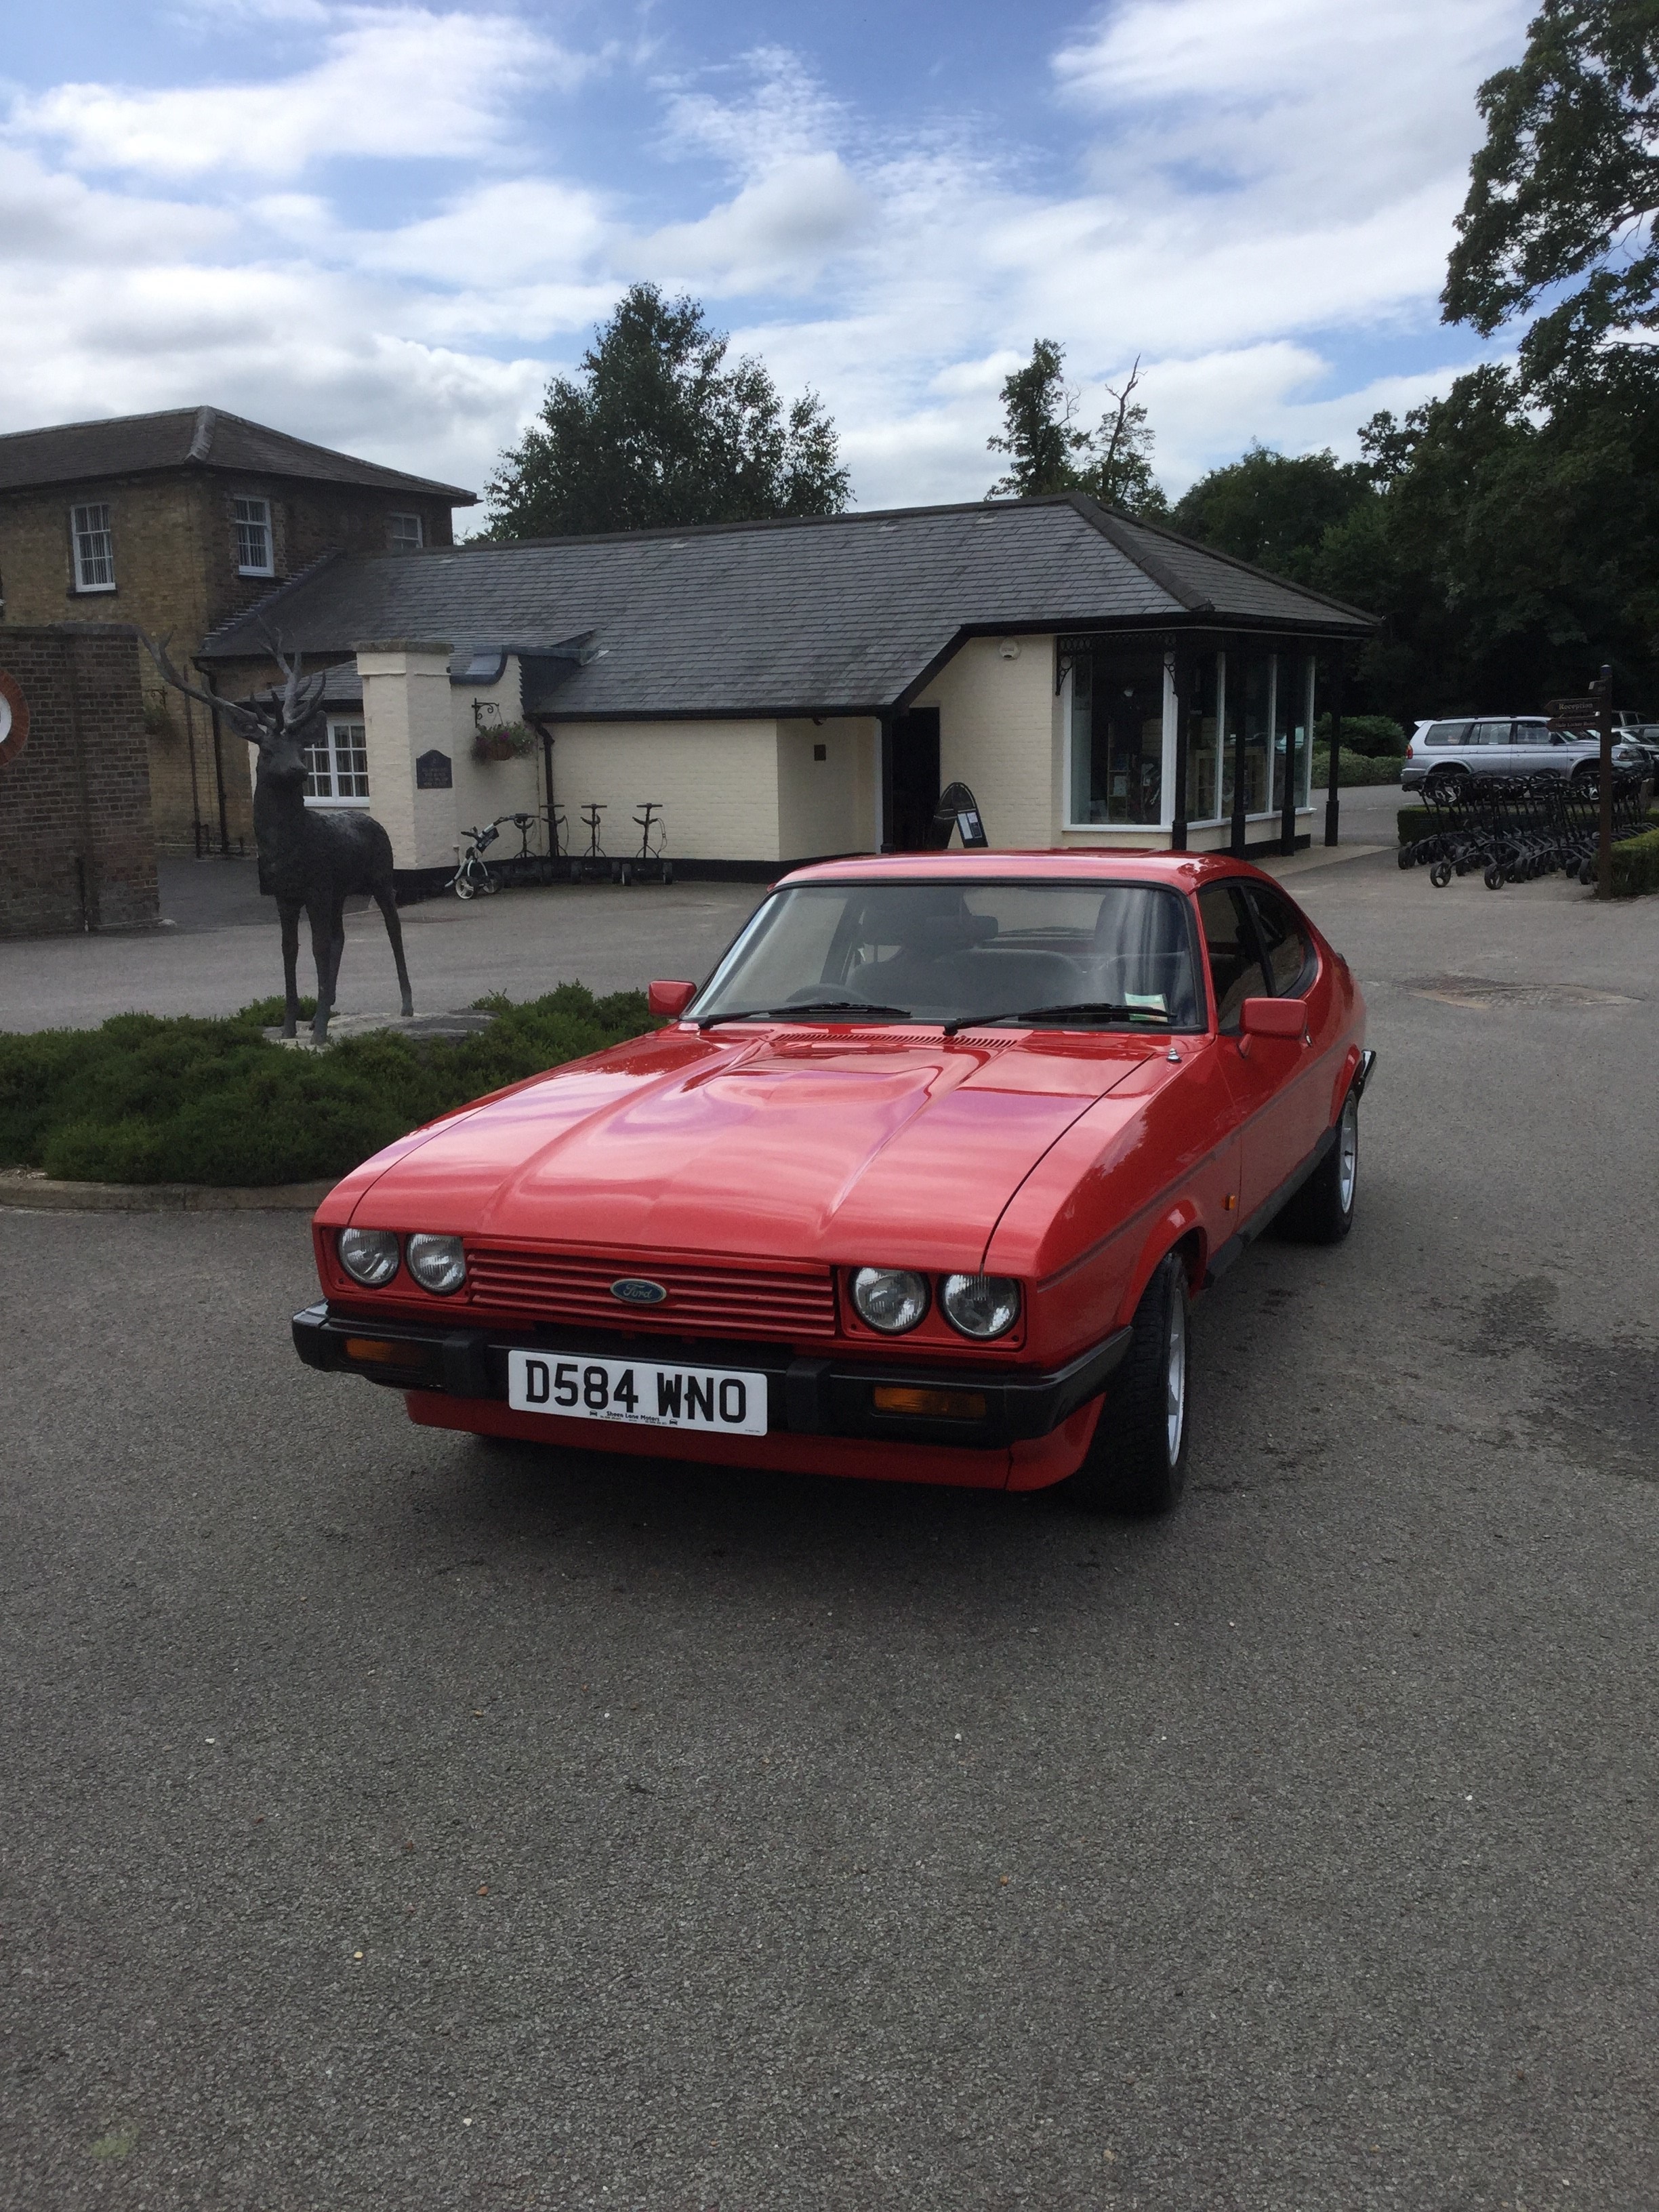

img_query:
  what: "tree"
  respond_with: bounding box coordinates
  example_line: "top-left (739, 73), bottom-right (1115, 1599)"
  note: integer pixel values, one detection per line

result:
top-left (986, 338), bottom-right (1090, 497)
top-left (1443, 1), bottom-right (1659, 388)
top-left (487, 283), bottom-right (851, 538)
top-left (987, 340), bottom-right (1169, 514)
top-left (1168, 445), bottom-right (1374, 583)
top-left (1078, 359), bottom-right (1170, 518)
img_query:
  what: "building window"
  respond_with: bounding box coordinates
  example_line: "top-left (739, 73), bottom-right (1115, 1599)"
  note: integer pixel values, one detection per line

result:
top-left (71, 503), bottom-right (115, 592)
top-left (388, 512), bottom-right (424, 553)
top-left (1067, 646), bottom-right (1168, 825)
top-left (234, 496), bottom-right (274, 576)
top-left (304, 720), bottom-right (370, 806)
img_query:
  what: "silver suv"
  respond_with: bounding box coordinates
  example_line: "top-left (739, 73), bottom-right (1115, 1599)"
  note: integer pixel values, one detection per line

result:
top-left (1401, 716), bottom-right (1650, 790)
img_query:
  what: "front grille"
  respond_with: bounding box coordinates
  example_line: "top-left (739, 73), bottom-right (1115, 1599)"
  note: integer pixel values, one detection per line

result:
top-left (465, 1246), bottom-right (840, 1342)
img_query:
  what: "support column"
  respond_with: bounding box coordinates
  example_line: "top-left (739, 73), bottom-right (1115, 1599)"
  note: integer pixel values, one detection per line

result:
top-left (1324, 648), bottom-right (1345, 848)
top-left (1229, 643), bottom-right (1248, 858)
top-left (1170, 646), bottom-right (1189, 853)
top-left (878, 710), bottom-right (895, 853)
top-left (1278, 651), bottom-right (1296, 857)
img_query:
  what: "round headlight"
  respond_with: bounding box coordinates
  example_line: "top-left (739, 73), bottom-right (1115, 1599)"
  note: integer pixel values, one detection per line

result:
top-left (406, 1233), bottom-right (467, 1295)
top-left (940, 1273), bottom-right (1021, 1339)
top-left (338, 1227), bottom-right (400, 1287)
top-left (851, 1266), bottom-right (929, 1334)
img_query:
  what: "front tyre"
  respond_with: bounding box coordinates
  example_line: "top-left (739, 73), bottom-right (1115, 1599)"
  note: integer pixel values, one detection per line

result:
top-left (1063, 1250), bottom-right (1191, 1516)
top-left (1274, 1088), bottom-right (1358, 1246)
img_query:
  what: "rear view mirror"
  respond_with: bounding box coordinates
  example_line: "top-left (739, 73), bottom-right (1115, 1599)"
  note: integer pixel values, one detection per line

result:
top-left (1240, 996), bottom-right (1306, 1040)
top-left (648, 980), bottom-right (697, 1019)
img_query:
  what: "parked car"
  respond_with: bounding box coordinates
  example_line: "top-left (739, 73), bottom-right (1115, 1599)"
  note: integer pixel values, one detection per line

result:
top-left (294, 854), bottom-right (1372, 1517)
top-left (1402, 716), bottom-right (1650, 790)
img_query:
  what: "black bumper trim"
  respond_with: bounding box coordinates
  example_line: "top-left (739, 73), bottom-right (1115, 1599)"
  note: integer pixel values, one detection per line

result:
top-left (292, 1303), bottom-right (1132, 1450)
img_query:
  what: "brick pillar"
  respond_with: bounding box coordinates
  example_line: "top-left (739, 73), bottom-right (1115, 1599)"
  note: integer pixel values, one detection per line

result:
top-left (0, 624), bottom-right (159, 937)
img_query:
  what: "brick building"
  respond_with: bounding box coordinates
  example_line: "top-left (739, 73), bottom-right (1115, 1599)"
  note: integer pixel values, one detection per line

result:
top-left (0, 624), bottom-right (159, 939)
top-left (0, 407), bottom-right (474, 854)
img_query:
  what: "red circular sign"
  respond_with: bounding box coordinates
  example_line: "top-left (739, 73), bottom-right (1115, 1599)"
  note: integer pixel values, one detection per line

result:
top-left (0, 667), bottom-right (28, 769)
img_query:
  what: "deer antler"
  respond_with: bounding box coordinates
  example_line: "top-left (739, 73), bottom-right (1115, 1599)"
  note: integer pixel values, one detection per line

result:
top-left (136, 630), bottom-right (266, 740)
top-left (258, 625), bottom-right (327, 730)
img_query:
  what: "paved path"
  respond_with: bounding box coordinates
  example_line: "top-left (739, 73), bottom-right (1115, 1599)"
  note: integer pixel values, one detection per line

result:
top-left (3, 796), bottom-right (1412, 1036)
top-left (1, 854), bottom-right (1653, 2209)
top-left (0, 865), bottom-right (766, 1033)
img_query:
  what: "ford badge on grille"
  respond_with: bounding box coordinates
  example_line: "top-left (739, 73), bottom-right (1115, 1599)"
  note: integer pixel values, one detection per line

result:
top-left (610, 1278), bottom-right (668, 1305)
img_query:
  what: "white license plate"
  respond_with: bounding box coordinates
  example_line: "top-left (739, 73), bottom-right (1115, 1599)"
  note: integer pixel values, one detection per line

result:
top-left (506, 1349), bottom-right (768, 1436)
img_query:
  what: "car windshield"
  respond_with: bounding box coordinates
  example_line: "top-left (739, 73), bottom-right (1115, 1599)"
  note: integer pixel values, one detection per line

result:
top-left (691, 880), bottom-right (1205, 1031)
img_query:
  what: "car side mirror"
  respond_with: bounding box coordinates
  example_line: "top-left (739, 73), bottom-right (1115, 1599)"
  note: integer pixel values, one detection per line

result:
top-left (1240, 996), bottom-right (1306, 1040)
top-left (648, 980), bottom-right (697, 1019)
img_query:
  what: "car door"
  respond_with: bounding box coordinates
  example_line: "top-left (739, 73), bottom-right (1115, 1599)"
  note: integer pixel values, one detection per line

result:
top-left (1196, 880), bottom-right (1300, 1224)
top-left (1242, 880), bottom-right (1328, 1176)
top-left (1470, 718), bottom-right (1513, 771)
top-left (1508, 719), bottom-right (1554, 775)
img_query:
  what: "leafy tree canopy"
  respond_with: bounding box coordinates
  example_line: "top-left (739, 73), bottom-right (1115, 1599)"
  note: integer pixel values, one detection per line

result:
top-left (1168, 445), bottom-right (1373, 583)
top-left (986, 340), bottom-right (1168, 516)
top-left (487, 283), bottom-right (851, 538)
top-left (1443, 0), bottom-right (1659, 387)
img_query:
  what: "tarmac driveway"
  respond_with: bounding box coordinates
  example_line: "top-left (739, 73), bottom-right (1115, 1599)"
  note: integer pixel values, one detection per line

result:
top-left (0, 851), bottom-right (1654, 2210)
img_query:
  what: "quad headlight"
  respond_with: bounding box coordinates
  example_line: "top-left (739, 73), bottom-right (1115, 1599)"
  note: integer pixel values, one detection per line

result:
top-left (337, 1227), bottom-right (400, 1287)
top-left (851, 1266), bottom-right (930, 1334)
top-left (940, 1273), bottom-right (1021, 1340)
top-left (406, 1233), bottom-right (468, 1295)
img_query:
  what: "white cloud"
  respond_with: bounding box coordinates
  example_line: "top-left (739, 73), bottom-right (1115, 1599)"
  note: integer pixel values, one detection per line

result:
top-left (14, 8), bottom-right (592, 179)
top-left (0, 4), bottom-right (1538, 512)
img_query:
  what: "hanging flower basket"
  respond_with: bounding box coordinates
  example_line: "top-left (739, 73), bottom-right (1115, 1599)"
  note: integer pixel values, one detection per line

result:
top-left (472, 720), bottom-right (538, 763)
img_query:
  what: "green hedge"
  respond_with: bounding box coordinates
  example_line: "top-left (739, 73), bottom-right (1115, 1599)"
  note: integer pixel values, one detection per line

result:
top-left (1610, 826), bottom-right (1659, 896)
top-left (0, 985), bottom-right (654, 1187)
top-left (1311, 748), bottom-right (1407, 788)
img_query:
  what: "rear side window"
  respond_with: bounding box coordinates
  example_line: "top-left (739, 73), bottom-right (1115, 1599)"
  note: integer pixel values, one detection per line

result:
top-left (1197, 884), bottom-right (1269, 1031)
top-left (1424, 722), bottom-right (1469, 746)
top-left (1245, 884), bottom-right (1313, 996)
top-left (1471, 719), bottom-right (1512, 745)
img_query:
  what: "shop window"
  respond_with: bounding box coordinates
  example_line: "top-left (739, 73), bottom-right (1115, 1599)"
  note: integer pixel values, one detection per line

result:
top-left (1181, 652), bottom-right (1222, 823)
top-left (1069, 647), bottom-right (1167, 825)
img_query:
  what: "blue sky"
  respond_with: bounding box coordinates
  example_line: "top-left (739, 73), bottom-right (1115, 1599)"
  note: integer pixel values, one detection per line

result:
top-left (1, 0), bottom-right (1534, 518)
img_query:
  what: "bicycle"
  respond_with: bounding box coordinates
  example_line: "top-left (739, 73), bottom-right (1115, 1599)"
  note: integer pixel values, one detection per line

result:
top-left (447, 820), bottom-right (502, 900)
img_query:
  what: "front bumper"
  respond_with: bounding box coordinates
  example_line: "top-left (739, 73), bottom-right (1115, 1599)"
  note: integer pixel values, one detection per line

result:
top-left (292, 1303), bottom-right (1131, 1452)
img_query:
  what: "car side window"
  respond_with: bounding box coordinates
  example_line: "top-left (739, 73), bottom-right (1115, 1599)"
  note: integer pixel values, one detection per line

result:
top-left (1471, 719), bottom-right (1513, 746)
top-left (1424, 722), bottom-right (1469, 746)
top-left (1245, 884), bottom-right (1313, 996)
top-left (1197, 884), bottom-right (1269, 1031)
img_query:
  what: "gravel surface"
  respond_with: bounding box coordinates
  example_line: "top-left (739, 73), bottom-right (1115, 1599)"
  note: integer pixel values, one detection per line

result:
top-left (1, 851), bottom-right (1654, 2211)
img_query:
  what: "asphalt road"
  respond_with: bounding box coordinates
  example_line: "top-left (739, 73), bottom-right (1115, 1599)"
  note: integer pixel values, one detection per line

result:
top-left (2, 852), bottom-right (1654, 2210)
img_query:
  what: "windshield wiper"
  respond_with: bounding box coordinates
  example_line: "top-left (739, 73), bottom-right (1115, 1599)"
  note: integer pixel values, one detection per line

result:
top-left (941, 1000), bottom-right (1174, 1038)
top-left (698, 998), bottom-right (912, 1029)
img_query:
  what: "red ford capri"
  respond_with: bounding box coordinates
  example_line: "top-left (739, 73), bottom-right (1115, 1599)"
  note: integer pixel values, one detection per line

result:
top-left (294, 853), bottom-right (1372, 1515)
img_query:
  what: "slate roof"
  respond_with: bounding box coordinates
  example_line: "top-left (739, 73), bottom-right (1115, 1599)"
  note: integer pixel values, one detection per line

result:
top-left (197, 493), bottom-right (1374, 718)
top-left (0, 406), bottom-right (475, 503)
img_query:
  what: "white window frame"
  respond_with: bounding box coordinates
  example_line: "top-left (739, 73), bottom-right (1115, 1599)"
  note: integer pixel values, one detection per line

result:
top-left (70, 502), bottom-right (116, 592)
top-left (388, 511), bottom-right (424, 553)
top-left (233, 495), bottom-right (274, 577)
top-left (303, 718), bottom-right (371, 808)
top-left (1062, 651), bottom-right (1176, 833)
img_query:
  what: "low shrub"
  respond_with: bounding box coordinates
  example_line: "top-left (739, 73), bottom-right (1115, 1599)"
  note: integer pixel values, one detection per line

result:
top-left (0, 983), bottom-right (654, 1186)
top-left (1315, 712), bottom-right (1406, 759)
top-left (1311, 747), bottom-right (1406, 788)
top-left (1610, 826), bottom-right (1659, 896)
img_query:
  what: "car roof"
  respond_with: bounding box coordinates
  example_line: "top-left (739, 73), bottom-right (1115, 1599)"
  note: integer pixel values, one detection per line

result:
top-left (778, 848), bottom-right (1275, 891)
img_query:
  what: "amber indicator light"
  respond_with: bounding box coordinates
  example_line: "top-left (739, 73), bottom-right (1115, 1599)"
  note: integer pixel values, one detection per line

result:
top-left (344, 1336), bottom-right (430, 1366)
top-left (872, 1384), bottom-right (987, 1420)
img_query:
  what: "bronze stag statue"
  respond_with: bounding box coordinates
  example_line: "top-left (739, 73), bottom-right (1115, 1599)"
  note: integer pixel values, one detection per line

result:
top-left (140, 633), bottom-right (413, 1044)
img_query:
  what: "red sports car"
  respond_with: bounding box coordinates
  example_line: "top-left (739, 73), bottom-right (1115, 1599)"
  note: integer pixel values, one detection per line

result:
top-left (294, 853), bottom-right (1372, 1513)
